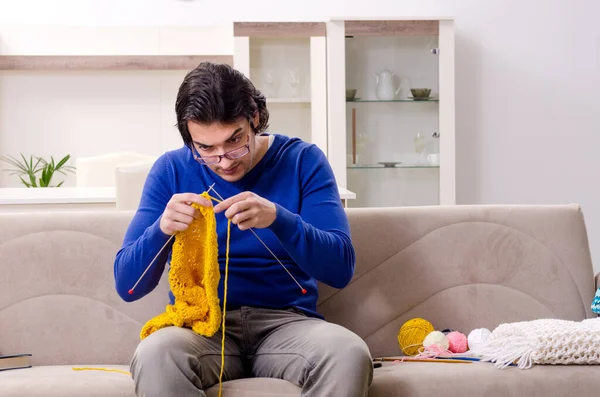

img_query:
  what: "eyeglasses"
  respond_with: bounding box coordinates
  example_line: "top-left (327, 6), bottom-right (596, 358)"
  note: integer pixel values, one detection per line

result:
top-left (191, 134), bottom-right (250, 166)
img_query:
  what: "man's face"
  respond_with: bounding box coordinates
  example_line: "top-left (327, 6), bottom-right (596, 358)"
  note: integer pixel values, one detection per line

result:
top-left (187, 117), bottom-right (257, 182)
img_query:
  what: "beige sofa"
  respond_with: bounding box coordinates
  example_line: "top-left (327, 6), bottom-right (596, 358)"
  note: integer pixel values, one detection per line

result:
top-left (1, 204), bottom-right (599, 396)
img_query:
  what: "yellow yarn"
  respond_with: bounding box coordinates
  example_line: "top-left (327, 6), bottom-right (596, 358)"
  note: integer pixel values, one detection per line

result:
top-left (72, 367), bottom-right (131, 375)
top-left (398, 318), bottom-right (435, 356)
top-left (139, 191), bottom-right (230, 397)
top-left (141, 192), bottom-right (223, 339)
top-left (219, 216), bottom-right (230, 397)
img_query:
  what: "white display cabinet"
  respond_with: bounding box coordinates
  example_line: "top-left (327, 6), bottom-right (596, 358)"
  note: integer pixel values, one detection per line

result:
top-left (233, 23), bottom-right (328, 155)
top-left (326, 18), bottom-right (455, 207)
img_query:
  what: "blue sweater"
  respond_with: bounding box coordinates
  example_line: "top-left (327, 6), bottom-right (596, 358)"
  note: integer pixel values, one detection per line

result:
top-left (113, 133), bottom-right (355, 318)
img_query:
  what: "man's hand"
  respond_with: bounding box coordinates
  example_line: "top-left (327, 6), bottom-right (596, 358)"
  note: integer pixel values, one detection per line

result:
top-left (160, 193), bottom-right (212, 235)
top-left (213, 191), bottom-right (277, 230)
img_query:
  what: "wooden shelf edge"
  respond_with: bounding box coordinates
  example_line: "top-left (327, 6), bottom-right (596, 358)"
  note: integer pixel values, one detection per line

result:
top-left (234, 22), bottom-right (326, 37)
top-left (330, 16), bottom-right (454, 21)
top-left (344, 20), bottom-right (439, 36)
top-left (0, 55), bottom-right (233, 70)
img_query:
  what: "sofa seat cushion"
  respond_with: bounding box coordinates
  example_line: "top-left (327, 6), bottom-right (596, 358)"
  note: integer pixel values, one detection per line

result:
top-left (0, 365), bottom-right (135, 397)
top-left (205, 378), bottom-right (301, 396)
top-left (368, 361), bottom-right (600, 397)
top-left (0, 365), bottom-right (302, 397)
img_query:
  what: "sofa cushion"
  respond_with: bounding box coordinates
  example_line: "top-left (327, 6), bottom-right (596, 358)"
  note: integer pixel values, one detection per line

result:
top-left (317, 205), bottom-right (597, 358)
top-left (368, 362), bottom-right (600, 397)
top-left (0, 365), bottom-right (302, 397)
top-left (2, 362), bottom-right (599, 397)
top-left (0, 365), bottom-right (134, 397)
top-left (0, 211), bottom-right (171, 366)
top-left (205, 378), bottom-right (301, 396)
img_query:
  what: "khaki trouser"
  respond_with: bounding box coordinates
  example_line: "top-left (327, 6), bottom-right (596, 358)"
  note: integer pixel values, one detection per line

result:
top-left (130, 306), bottom-right (373, 396)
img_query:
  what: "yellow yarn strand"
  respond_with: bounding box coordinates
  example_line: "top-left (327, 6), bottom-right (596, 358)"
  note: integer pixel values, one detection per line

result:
top-left (209, 193), bottom-right (229, 397)
top-left (207, 192), bottom-right (228, 397)
top-left (218, 219), bottom-right (231, 397)
top-left (207, 194), bottom-right (223, 204)
top-left (72, 367), bottom-right (131, 375)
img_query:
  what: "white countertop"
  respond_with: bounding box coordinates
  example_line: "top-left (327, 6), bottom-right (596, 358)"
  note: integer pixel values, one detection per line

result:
top-left (0, 186), bottom-right (356, 205)
top-left (0, 187), bottom-right (116, 205)
top-left (337, 186), bottom-right (356, 200)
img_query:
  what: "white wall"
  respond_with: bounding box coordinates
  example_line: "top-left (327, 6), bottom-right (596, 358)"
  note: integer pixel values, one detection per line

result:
top-left (0, 23), bottom-right (233, 187)
top-left (2, 0), bottom-right (600, 273)
top-left (0, 70), bottom-right (186, 188)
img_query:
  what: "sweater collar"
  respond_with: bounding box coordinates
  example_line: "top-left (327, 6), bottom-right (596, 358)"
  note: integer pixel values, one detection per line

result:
top-left (231, 133), bottom-right (281, 189)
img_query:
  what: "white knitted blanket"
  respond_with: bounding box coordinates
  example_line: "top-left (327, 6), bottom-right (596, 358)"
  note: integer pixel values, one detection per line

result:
top-left (468, 317), bottom-right (600, 369)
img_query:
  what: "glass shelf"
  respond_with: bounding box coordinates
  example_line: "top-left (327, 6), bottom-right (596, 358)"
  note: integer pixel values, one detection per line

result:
top-left (348, 164), bottom-right (439, 169)
top-left (346, 99), bottom-right (438, 103)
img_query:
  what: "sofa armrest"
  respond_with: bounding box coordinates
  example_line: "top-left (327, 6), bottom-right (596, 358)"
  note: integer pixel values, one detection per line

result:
top-left (596, 272), bottom-right (600, 290)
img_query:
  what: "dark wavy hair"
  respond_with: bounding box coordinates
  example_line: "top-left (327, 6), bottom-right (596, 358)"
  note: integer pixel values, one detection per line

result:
top-left (175, 62), bottom-right (269, 146)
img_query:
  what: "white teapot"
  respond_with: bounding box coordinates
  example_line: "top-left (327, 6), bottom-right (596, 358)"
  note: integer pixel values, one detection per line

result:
top-left (374, 68), bottom-right (401, 100)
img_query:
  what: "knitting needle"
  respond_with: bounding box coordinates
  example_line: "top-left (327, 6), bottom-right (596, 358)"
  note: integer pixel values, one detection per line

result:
top-left (128, 234), bottom-right (175, 295)
top-left (128, 183), bottom-right (216, 295)
top-left (373, 357), bottom-right (473, 364)
top-left (207, 185), bottom-right (307, 295)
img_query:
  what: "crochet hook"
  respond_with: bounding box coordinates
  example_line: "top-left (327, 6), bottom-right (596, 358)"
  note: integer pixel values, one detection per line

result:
top-left (128, 183), bottom-right (216, 295)
top-left (207, 185), bottom-right (307, 295)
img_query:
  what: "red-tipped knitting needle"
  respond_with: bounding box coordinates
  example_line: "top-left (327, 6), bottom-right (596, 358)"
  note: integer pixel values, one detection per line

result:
top-left (128, 234), bottom-right (175, 295)
top-left (128, 183), bottom-right (216, 295)
top-left (129, 183), bottom-right (307, 295)
top-left (207, 185), bottom-right (307, 295)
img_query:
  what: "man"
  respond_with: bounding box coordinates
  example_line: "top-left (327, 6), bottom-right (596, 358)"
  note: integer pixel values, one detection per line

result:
top-left (113, 62), bottom-right (373, 397)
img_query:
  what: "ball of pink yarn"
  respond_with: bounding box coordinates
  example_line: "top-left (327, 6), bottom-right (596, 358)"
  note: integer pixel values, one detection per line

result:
top-left (446, 331), bottom-right (468, 353)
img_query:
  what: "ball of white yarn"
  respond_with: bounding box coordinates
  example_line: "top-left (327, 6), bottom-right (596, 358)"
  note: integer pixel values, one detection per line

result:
top-left (423, 330), bottom-right (449, 350)
top-left (467, 328), bottom-right (491, 350)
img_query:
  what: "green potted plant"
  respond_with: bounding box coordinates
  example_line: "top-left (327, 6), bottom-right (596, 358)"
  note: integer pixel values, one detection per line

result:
top-left (0, 153), bottom-right (76, 187)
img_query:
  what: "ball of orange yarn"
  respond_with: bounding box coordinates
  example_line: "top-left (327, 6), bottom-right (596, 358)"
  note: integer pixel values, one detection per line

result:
top-left (397, 318), bottom-right (435, 356)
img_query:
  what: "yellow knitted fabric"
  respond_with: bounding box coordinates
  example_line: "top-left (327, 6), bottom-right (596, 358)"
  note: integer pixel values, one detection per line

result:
top-left (140, 191), bottom-right (222, 339)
